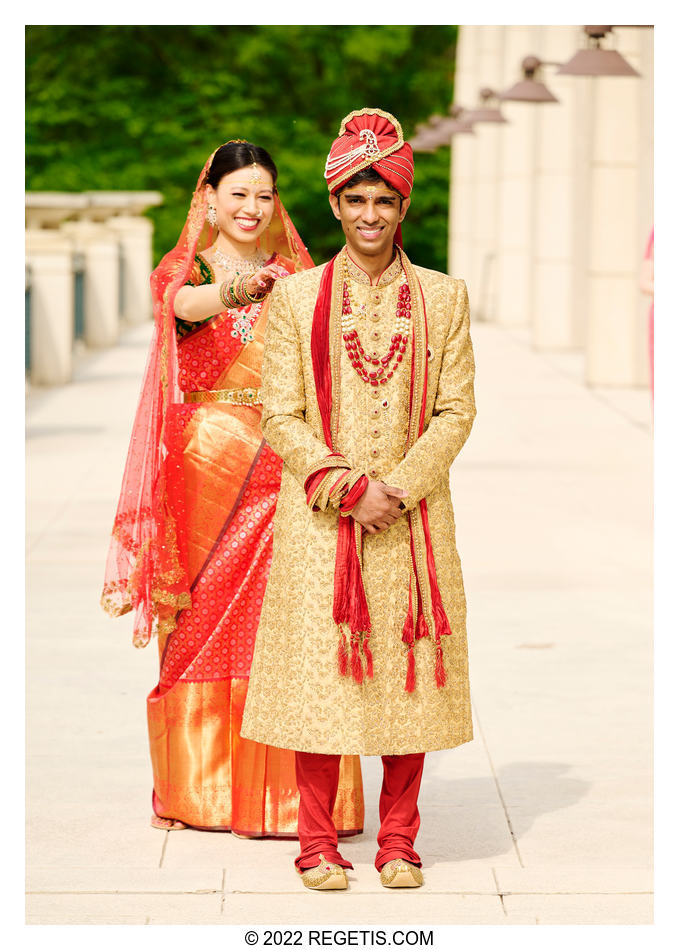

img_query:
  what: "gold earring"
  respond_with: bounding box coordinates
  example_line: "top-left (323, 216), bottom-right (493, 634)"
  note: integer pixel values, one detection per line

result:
top-left (207, 204), bottom-right (217, 226)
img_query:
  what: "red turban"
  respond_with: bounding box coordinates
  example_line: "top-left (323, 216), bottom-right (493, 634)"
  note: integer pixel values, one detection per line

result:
top-left (324, 108), bottom-right (414, 197)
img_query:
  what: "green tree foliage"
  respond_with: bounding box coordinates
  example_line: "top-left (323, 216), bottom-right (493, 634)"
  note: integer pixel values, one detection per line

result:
top-left (26, 25), bottom-right (457, 270)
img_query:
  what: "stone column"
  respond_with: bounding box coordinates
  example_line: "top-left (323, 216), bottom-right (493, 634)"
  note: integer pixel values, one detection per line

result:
top-left (105, 215), bottom-right (154, 325)
top-left (61, 221), bottom-right (120, 347)
top-left (532, 25), bottom-right (590, 350)
top-left (494, 25), bottom-right (541, 328)
top-left (470, 26), bottom-right (506, 321)
top-left (449, 26), bottom-right (479, 292)
top-left (85, 192), bottom-right (162, 326)
top-left (585, 28), bottom-right (653, 387)
top-left (25, 230), bottom-right (75, 386)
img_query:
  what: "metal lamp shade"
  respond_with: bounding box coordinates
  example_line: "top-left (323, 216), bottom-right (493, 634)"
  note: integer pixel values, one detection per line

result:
top-left (446, 120), bottom-right (476, 135)
top-left (557, 47), bottom-right (640, 76)
top-left (501, 78), bottom-right (559, 103)
top-left (408, 134), bottom-right (438, 153)
top-left (424, 118), bottom-right (476, 146)
top-left (463, 107), bottom-right (508, 123)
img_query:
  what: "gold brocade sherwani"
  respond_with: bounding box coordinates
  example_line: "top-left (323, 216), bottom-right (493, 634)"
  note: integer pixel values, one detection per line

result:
top-left (241, 249), bottom-right (476, 755)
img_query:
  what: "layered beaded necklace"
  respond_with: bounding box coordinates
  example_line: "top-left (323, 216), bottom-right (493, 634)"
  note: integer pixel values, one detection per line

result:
top-left (341, 259), bottom-right (411, 386)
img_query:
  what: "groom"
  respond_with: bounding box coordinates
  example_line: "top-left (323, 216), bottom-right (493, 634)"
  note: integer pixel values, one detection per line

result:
top-left (241, 107), bottom-right (476, 889)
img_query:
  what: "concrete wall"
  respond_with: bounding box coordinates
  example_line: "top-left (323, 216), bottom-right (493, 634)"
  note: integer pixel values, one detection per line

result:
top-left (449, 25), bottom-right (654, 388)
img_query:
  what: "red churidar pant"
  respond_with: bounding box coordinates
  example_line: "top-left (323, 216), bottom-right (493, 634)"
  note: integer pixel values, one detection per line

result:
top-left (295, 751), bottom-right (425, 871)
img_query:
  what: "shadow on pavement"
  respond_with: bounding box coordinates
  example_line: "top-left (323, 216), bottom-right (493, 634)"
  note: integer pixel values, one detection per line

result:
top-left (419, 761), bottom-right (590, 863)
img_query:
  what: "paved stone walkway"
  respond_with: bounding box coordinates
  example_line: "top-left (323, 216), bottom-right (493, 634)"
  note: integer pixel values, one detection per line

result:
top-left (26, 318), bottom-right (652, 925)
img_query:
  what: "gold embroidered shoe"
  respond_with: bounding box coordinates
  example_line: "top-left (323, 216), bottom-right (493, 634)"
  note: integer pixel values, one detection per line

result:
top-left (379, 859), bottom-right (424, 888)
top-left (299, 854), bottom-right (348, 890)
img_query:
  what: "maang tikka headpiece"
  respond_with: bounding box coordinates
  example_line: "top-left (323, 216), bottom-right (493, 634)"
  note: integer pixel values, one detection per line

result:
top-left (249, 163), bottom-right (263, 185)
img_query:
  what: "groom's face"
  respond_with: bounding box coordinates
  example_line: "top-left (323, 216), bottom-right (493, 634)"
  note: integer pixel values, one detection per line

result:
top-left (329, 180), bottom-right (410, 258)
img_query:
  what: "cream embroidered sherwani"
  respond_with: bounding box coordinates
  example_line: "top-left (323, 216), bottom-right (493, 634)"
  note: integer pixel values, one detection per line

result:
top-left (241, 250), bottom-right (476, 755)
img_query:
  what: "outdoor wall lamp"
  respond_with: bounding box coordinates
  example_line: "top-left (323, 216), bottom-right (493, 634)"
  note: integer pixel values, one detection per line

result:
top-left (427, 107), bottom-right (476, 142)
top-left (500, 55), bottom-right (560, 103)
top-left (408, 108), bottom-right (476, 151)
top-left (439, 105), bottom-right (477, 136)
top-left (408, 122), bottom-right (439, 152)
top-left (556, 26), bottom-right (641, 76)
top-left (464, 88), bottom-right (509, 123)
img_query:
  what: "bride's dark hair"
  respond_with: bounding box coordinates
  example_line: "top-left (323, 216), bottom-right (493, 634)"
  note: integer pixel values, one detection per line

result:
top-left (205, 141), bottom-right (278, 190)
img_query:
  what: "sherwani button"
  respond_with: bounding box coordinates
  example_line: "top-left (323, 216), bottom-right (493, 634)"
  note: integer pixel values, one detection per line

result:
top-left (370, 447), bottom-right (379, 458)
top-left (371, 428), bottom-right (380, 438)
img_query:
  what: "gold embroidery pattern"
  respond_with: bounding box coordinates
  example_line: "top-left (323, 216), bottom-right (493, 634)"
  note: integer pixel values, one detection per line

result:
top-left (241, 258), bottom-right (476, 755)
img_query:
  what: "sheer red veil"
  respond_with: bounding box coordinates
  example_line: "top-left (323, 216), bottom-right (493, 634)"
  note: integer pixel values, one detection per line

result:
top-left (101, 144), bottom-right (312, 647)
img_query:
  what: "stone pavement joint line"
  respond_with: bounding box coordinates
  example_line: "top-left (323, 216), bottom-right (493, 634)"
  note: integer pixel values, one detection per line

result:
top-left (26, 320), bottom-right (653, 925)
top-left (474, 700), bottom-right (523, 868)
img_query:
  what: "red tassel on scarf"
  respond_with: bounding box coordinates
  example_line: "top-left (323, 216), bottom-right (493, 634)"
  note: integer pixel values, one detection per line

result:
top-left (401, 585), bottom-right (415, 647)
top-left (433, 600), bottom-right (452, 639)
top-left (362, 633), bottom-right (374, 678)
top-left (405, 647), bottom-right (416, 693)
top-left (338, 630), bottom-right (349, 675)
top-left (333, 519), bottom-right (371, 635)
top-left (435, 642), bottom-right (447, 688)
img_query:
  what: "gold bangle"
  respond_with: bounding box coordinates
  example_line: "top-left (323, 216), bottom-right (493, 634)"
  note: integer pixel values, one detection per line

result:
top-left (219, 281), bottom-right (231, 309)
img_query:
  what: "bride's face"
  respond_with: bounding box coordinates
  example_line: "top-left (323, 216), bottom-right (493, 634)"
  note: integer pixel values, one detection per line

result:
top-left (207, 166), bottom-right (275, 244)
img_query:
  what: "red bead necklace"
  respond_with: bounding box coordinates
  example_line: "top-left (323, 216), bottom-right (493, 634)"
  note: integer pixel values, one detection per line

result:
top-left (341, 267), bottom-right (411, 386)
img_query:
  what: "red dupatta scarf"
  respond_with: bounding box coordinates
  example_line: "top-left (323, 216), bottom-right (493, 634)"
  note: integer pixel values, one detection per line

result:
top-left (101, 145), bottom-right (312, 647)
top-left (308, 246), bottom-right (452, 692)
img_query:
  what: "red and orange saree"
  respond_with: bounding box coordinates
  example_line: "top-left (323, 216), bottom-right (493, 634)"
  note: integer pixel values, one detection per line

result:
top-left (102, 147), bottom-right (364, 834)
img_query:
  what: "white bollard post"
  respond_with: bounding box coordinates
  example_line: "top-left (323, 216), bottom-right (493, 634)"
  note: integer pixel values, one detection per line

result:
top-left (25, 229), bottom-right (75, 386)
top-left (61, 221), bottom-right (120, 347)
top-left (106, 215), bottom-right (155, 325)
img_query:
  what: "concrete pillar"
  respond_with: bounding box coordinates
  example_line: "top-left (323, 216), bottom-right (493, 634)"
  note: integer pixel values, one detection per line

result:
top-left (494, 26), bottom-right (540, 328)
top-left (470, 26), bottom-right (506, 321)
top-left (449, 26), bottom-right (480, 290)
top-left (585, 28), bottom-right (652, 387)
top-left (60, 221), bottom-right (120, 347)
top-left (532, 26), bottom-right (590, 350)
top-left (25, 230), bottom-right (75, 386)
top-left (106, 215), bottom-right (154, 324)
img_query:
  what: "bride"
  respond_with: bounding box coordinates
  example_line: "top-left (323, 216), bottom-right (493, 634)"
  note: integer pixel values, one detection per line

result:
top-left (102, 140), bottom-right (364, 837)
